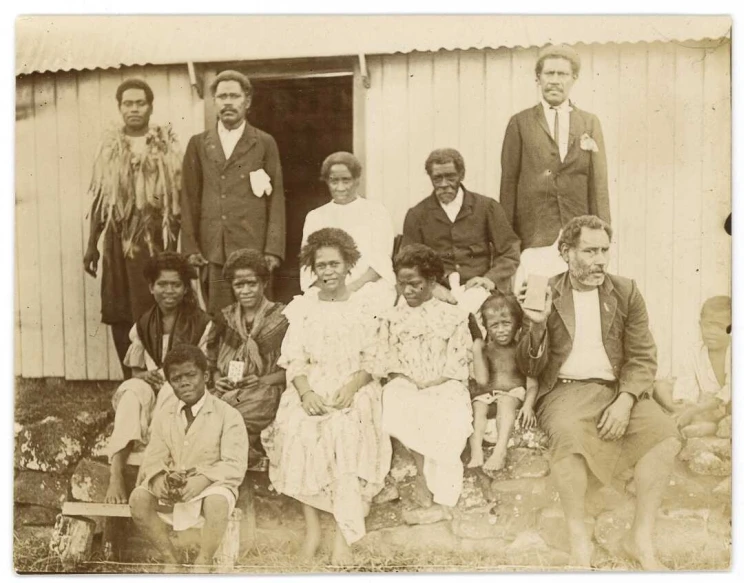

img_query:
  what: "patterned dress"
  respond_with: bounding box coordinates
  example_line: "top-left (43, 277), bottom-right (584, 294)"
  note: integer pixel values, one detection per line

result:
top-left (262, 293), bottom-right (392, 544)
top-left (377, 298), bottom-right (474, 507)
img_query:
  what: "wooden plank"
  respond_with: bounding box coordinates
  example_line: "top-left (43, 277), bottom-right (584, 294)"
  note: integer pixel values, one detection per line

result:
top-left (510, 47), bottom-right (539, 119)
top-left (432, 50), bottom-right (459, 148)
top-left (671, 43), bottom-right (705, 377)
top-left (62, 501), bottom-right (132, 518)
top-left (363, 56), bottom-right (385, 216)
top-left (56, 73), bottom-right (90, 380)
top-left (458, 50), bottom-right (486, 195)
top-left (644, 42), bottom-right (677, 379)
top-left (589, 44), bottom-right (621, 274)
top-left (615, 44), bottom-right (649, 292)
top-left (145, 65), bottom-right (171, 130)
top-left (78, 70), bottom-right (109, 380)
top-left (700, 41), bottom-right (732, 301)
top-left (484, 48), bottom-right (513, 200)
top-left (380, 54), bottom-right (410, 232)
top-left (571, 43), bottom-right (595, 113)
top-left (406, 52), bottom-right (435, 215)
top-left (33, 75), bottom-right (66, 377)
top-left (15, 76), bottom-right (44, 377)
top-left (352, 61), bottom-right (367, 197)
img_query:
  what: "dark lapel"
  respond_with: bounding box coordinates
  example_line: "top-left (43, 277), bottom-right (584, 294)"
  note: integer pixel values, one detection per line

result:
top-left (204, 126), bottom-right (227, 168)
top-left (533, 103), bottom-right (553, 142)
top-left (597, 275), bottom-right (618, 343)
top-left (226, 122), bottom-right (258, 169)
top-left (551, 272), bottom-right (575, 341)
top-left (565, 103), bottom-right (587, 164)
top-left (423, 193), bottom-right (455, 227)
top-left (454, 187), bottom-right (475, 223)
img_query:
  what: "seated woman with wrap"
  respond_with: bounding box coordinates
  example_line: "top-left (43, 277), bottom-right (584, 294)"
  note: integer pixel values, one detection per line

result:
top-left (104, 252), bottom-right (212, 504)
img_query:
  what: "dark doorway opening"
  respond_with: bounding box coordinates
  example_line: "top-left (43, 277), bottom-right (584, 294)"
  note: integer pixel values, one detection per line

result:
top-left (248, 74), bottom-right (354, 303)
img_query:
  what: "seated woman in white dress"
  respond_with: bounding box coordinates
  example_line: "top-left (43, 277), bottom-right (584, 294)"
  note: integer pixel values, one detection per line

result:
top-left (262, 228), bottom-right (392, 565)
top-left (378, 244), bottom-right (474, 510)
top-left (104, 252), bottom-right (212, 504)
top-left (300, 151), bottom-right (396, 306)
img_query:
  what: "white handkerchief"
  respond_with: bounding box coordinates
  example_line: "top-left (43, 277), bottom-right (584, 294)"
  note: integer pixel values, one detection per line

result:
top-left (249, 169), bottom-right (273, 198)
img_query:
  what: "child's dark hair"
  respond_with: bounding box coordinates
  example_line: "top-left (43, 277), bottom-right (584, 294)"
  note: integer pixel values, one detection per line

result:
top-left (481, 290), bottom-right (523, 329)
top-left (162, 344), bottom-right (208, 381)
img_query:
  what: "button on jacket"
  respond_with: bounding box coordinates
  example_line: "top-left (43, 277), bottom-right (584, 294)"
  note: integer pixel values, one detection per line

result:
top-left (180, 122), bottom-right (286, 265)
top-left (401, 187), bottom-right (520, 291)
top-left (500, 103), bottom-right (610, 250)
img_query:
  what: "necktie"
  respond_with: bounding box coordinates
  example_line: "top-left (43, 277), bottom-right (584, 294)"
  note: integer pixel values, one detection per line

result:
top-left (182, 404), bottom-right (195, 432)
top-left (551, 106), bottom-right (560, 143)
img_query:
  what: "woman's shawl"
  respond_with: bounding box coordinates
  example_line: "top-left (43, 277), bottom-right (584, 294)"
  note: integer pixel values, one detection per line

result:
top-left (135, 304), bottom-right (212, 368)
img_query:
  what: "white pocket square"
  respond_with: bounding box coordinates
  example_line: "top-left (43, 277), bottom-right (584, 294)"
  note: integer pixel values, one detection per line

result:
top-left (249, 169), bottom-right (273, 198)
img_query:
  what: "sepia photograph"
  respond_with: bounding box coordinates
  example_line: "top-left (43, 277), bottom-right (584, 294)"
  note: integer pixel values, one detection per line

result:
top-left (12, 11), bottom-right (732, 575)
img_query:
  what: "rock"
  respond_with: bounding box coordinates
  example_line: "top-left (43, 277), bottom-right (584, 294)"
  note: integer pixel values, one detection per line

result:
top-left (681, 421), bottom-right (719, 439)
top-left (70, 459), bottom-right (110, 502)
top-left (537, 505), bottom-right (596, 553)
top-left (679, 437), bottom-right (731, 461)
top-left (373, 478), bottom-right (400, 505)
top-left (586, 485), bottom-right (631, 517)
top-left (716, 416), bottom-right (731, 438)
top-left (595, 504), bottom-right (731, 568)
top-left (658, 460), bottom-right (722, 510)
top-left (14, 471), bottom-right (68, 509)
top-left (14, 504), bottom-right (59, 527)
top-left (489, 477), bottom-right (558, 514)
top-left (402, 503), bottom-right (452, 526)
top-left (389, 439), bottom-right (417, 482)
top-left (687, 451), bottom-right (731, 477)
top-left (484, 448), bottom-right (550, 481)
top-left (89, 421), bottom-right (114, 461)
top-left (366, 500), bottom-right (404, 532)
top-left (456, 471), bottom-right (488, 510)
top-left (451, 506), bottom-right (508, 539)
top-left (361, 521), bottom-right (458, 553)
top-left (482, 420), bottom-right (550, 450)
top-left (505, 529), bottom-right (550, 554)
top-left (713, 477), bottom-right (731, 497)
top-left (502, 529), bottom-right (572, 566)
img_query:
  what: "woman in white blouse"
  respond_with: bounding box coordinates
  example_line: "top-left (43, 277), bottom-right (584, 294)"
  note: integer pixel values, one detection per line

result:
top-left (300, 152), bottom-right (396, 306)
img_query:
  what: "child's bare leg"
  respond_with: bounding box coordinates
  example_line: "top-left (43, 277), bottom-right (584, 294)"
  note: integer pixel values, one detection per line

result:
top-left (467, 401), bottom-right (489, 468)
top-left (331, 524), bottom-right (353, 566)
top-left (410, 450), bottom-right (433, 508)
top-left (484, 395), bottom-right (519, 472)
top-left (300, 503), bottom-right (322, 560)
top-left (105, 445), bottom-right (133, 504)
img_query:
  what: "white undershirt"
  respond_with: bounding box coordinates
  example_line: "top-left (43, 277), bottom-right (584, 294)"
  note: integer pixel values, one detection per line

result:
top-left (217, 119), bottom-right (246, 159)
top-left (541, 98), bottom-right (571, 162)
top-left (439, 187), bottom-right (464, 223)
top-left (558, 289), bottom-right (616, 381)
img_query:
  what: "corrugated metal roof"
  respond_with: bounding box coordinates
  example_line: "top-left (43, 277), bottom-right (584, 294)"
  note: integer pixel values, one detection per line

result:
top-left (17, 14), bottom-right (731, 76)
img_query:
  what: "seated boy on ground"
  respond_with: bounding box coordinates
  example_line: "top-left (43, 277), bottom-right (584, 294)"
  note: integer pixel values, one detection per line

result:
top-left (654, 296), bottom-right (731, 435)
top-left (129, 344), bottom-right (248, 566)
top-left (468, 292), bottom-right (538, 471)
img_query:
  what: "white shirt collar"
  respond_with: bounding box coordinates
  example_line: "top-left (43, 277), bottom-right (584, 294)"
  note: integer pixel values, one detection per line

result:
top-left (217, 119), bottom-right (246, 136)
top-left (439, 187), bottom-right (464, 222)
top-left (179, 391), bottom-right (207, 418)
top-left (541, 98), bottom-right (572, 115)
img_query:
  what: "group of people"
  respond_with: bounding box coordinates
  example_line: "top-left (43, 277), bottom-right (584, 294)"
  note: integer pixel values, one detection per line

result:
top-left (82, 43), bottom-right (730, 571)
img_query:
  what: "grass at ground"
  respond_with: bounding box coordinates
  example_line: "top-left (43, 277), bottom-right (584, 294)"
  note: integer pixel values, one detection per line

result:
top-left (15, 377), bottom-right (117, 425)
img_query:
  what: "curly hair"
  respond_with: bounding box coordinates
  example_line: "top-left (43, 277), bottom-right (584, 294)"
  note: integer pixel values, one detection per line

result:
top-left (142, 252), bottom-right (198, 311)
top-left (210, 70), bottom-right (254, 98)
top-left (558, 215), bottom-right (612, 252)
top-left (162, 343), bottom-right (208, 380)
top-left (535, 44), bottom-right (581, 77)
top-left (393, 244), bottom-right (445, 282)
top-left (424, 148), bottom-right (465, 177)
top-left (320, 151), bottom-right (362, 181)
top-left (223, 248), bottom-right (270, 283)
top-left (481, 290), bottom-right (523, 330)
top-left (299, 228), bottom-right (361, 271)
top-left (116, 78), bottom-right (154, 105)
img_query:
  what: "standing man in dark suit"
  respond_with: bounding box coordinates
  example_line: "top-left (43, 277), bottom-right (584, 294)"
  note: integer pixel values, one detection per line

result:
top-left (401, 148), bottom-right (520, 310)
top-left (501, 45), bottom-right (610, 291)
top-left (181, 70), bottom-right (285, 314)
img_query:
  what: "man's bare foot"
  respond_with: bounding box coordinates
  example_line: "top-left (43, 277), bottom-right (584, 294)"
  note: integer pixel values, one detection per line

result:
top-left (104, 473), bottom-right (129, 504)
top-left (330, 530), bottom-right (354, 566)
top-left (622, 533), bottom-right (668, 571)
top-left (568, 538), bottom-right (594, 569)
top-left (467, 447), bottom-right (484, 468)
top-left (412, 475), bottom-right (433, 508)
top-left (299, 529), bottom-right (322, 561)
top-left (483, 447), bottom-right (507, 472)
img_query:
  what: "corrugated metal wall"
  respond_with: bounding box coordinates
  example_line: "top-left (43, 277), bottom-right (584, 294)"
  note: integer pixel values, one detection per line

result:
top-left (15, 40), bottom-right (731, 380)
top-left (15, 64), bottom-right (204, 380)
top-left (362, 41), bottom-right (731, 378)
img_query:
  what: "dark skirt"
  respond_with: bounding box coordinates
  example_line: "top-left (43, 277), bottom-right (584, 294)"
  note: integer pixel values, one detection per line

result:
top-left (537, 381), bottom-right (679, 485)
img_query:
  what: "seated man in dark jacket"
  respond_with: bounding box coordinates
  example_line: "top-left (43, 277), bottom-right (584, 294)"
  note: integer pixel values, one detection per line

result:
top-left (401, 148), bottom-right (520, 311)
top-left (516, 215), bottom-right (680, 570)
